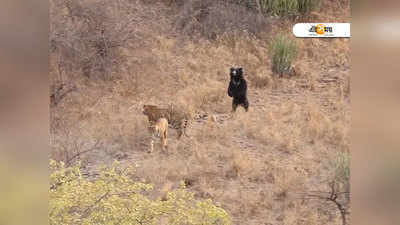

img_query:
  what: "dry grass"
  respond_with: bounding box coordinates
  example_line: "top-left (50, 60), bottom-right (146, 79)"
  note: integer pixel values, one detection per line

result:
top-left (50, 0), bottom-right (350, 224)
top-left (173, 0), bottom-right (269, 40)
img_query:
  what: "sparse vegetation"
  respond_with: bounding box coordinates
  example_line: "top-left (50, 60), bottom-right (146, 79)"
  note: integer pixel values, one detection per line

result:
top-left (259, 0), bottom-right (320, 16)
top-left (302, 152), bottom-right (350, 225)
top-left (174, 0), bottom-right (269, 40)
top-left (50, 0), bottom-right (350, 224)
top-left (269, 33), bottom-right (297, 76)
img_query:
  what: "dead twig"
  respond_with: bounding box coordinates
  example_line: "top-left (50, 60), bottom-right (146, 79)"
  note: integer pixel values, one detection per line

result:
top-left (65, 140), bottom-right (101, 167)
top-left (302, 181), bottom-right (350, 225)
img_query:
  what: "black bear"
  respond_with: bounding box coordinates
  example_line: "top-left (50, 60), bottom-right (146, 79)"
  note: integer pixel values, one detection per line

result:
top-left (227, 67), bottom-right (249, 112)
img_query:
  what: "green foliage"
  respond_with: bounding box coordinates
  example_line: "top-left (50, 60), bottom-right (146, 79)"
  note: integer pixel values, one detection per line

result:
top-left (259, 0), bottom-right (297, 16)
top-left (335, 151), bottom-right (350, 192)
top-left (269, 33), bottom-right (297, 76)
top-left (297, 0), bottom-right (320, 15)
top-left (258, 0), bottom-right (320, 16)
top-left (50, 160), bottom-right (231, 225)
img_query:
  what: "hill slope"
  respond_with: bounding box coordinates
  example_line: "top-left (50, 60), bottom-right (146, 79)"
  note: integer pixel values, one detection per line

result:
top-left (50, 0), bottom-right (350, 224)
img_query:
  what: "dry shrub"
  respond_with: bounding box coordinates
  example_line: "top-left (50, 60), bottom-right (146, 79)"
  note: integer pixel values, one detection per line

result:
top-left (174, 0), bottom-right (269, 40)
top-left (50, 119), bottom-right (104, 167)
top-left (50, 0), bottom-right (145, 80)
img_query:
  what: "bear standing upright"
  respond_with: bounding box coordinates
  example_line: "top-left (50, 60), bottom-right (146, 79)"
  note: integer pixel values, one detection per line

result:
top-left (227, 67), bottom-right (249, 112)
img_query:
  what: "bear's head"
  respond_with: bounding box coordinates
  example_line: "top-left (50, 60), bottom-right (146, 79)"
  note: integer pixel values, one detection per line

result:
top-left (230, 67), bottom-right (243, 85)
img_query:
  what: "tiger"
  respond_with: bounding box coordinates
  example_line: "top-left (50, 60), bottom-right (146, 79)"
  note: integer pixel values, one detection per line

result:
top-left (148, 117), bottom-right (168, 153)
top-left (142, 104), bottom-right (189, 139)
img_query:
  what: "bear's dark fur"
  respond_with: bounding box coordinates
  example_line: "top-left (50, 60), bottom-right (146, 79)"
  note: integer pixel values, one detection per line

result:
top-left (227, 67), bottom-right (249, 112)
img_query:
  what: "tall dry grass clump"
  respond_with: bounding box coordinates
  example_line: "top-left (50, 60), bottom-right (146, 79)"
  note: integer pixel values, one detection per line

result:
top-left (269, 33), bottom-right (297, 76)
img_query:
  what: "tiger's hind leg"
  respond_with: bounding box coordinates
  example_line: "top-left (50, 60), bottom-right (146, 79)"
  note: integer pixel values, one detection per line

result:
top-left (161, 129), bottom-right (167, 151)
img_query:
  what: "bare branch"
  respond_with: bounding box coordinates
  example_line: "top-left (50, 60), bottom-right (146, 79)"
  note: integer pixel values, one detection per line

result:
top-left (65, 140), bottom-right (101, 167)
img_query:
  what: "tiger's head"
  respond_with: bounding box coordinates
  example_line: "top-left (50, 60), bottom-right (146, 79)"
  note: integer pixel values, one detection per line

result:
top-left (143, 104), bottom-right (157, 115)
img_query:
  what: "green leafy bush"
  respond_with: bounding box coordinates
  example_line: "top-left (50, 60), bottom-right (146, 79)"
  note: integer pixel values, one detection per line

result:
top-left (50, 160), bottom-right (231, 225)
top-left (269, 34), bottom-right (297, 76)
top-left (258, 0), bottom-right (320, 16)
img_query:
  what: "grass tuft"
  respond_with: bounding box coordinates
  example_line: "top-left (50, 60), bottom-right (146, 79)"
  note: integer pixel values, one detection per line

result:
top-left (269, 33), bottom-right (297, 76)
top-left (335, 151), bottom-right (350, 193)
top-left (259, 0), bottom-right (320, 16)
